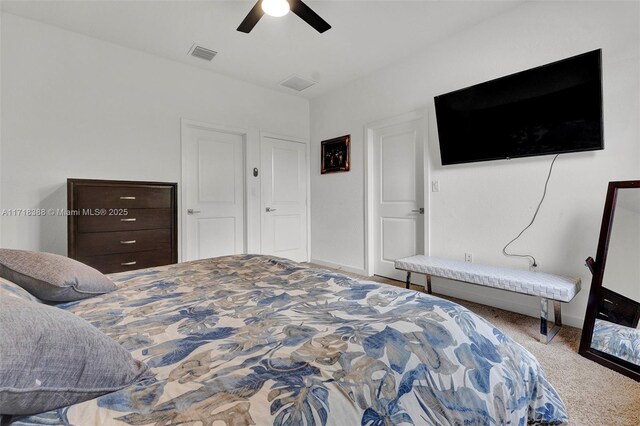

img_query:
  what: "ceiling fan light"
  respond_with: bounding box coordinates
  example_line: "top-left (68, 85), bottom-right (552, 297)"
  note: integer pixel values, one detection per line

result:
top-left (261, 0), bottom-right (290, 17)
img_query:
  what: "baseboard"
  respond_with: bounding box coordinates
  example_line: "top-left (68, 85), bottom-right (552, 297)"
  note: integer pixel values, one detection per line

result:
top-left (308, 258), bottom-right (367, 276)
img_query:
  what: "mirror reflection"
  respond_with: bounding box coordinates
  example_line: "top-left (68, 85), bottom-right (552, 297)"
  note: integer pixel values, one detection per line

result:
top-left (590, 188), bottom-right (640, 366)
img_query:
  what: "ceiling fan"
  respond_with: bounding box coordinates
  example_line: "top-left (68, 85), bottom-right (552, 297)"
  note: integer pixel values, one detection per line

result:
top-left (237, 0), bottom-right (331, 34)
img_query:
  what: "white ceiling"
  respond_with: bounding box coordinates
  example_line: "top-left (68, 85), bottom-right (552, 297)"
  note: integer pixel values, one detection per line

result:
top-left (1, 0), bottom-right (526, 98)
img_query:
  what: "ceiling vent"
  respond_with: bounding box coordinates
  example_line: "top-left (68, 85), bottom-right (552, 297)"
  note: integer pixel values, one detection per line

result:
top-left (189, 45), bottom-right (217, 61)
top-left (280, 75), bottom-right (316, 92)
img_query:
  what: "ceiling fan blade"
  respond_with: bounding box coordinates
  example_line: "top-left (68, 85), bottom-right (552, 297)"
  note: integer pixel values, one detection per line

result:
top-left (237, 0), bottom-right (264, 33)
top-left (289, 0), bottom-right (331, 33)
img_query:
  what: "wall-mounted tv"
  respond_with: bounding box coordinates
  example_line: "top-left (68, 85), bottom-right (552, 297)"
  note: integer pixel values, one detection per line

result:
top-left (434, 49), bottom-right (603, 166)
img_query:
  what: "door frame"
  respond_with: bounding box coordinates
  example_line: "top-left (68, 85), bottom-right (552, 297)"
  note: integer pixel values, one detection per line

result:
top-left (364, 110), bottom-right (430, 276)
top-left (180, 118), bottom-right (249, 262)
top-left (259, 132), bottom-right (311, 262)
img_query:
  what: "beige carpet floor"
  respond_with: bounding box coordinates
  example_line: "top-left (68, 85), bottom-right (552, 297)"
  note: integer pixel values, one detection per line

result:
top-left (313, 267), bottom-right (640, 426)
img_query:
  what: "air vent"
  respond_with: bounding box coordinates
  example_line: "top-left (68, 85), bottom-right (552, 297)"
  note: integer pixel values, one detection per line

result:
top-left (189, 45), bottom-right (217, 61)
top-left (280, 75), bottom-right (316, 92)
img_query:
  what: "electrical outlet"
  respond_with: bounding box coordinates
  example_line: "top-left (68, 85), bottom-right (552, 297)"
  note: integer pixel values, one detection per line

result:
top-left (529, 260), bottom-right (538, 272)
top-left (465, 253), bottom-right (473, 263)
top-left (431, 180), bottom-right (440, 192)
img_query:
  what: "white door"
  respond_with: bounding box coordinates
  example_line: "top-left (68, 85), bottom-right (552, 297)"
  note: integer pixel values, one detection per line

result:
top-left (182, 125), bottom-right (245, 261)
top-left (261, 136), bottom-right (308, 262)
top-left (373, 119), bottom-right (425, 280)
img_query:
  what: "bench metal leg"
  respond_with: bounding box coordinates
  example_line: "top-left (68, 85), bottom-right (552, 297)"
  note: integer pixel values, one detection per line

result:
top-left (540, 298), bottom-right (562, 344)
top-left (405, 272), bottom-right (432, 294)
top-left (554, 300), bottom-right (562, 328)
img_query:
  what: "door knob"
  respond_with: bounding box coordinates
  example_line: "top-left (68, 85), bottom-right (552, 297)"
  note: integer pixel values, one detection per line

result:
top-left (411, 208), bottom-right (425, 214)
top-left (265, 207), bottom-right (277, 212)
top-left (187, 209), bottom-right (201, 215)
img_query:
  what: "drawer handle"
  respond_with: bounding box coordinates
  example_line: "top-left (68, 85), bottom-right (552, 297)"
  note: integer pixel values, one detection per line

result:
top-left (599, 312), bottom-right (609, 318)
top-left (120, 196), bottom-right (136, 200)
top-left (604, 299), bottom-right (613, 304)
top-left (120, 218), bottom-right (137, 222)
top-left (120, 261), bottom-right (137, 266)
top-left (120, 240), bottom-right (137, 244)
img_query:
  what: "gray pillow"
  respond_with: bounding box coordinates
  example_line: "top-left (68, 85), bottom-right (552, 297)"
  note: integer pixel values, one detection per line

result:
top-left (0, 291), bottom-right (148, 415)
top-left (0, 249), bottom-right (116, 302)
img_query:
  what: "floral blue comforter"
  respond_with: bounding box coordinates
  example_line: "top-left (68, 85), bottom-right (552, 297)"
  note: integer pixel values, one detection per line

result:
top-left (16, 255), bottom-right (567, 425)
top-left (591, 318), bottom-right (640, 367)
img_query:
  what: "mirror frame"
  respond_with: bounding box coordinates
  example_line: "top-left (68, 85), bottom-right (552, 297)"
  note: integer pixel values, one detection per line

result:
top-left (579, 180), bottom-right (640, 381)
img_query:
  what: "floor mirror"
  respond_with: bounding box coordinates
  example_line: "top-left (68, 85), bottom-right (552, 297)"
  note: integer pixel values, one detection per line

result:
top-left (579, 180), bottom-right (640, 381)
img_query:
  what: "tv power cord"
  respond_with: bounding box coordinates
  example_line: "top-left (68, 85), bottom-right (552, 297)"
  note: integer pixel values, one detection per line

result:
top-left (502, 153), bottom-right (560, 269)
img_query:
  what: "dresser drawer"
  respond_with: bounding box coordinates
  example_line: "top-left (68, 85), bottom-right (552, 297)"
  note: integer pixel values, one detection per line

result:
top-left (76, 185), bottom-right (172, 209)
top-left (598, 287), bottom-right (640, 327)
top-left (78, 209), bottom-right (172, 233)
top-left (76, 229), bottom-right (171, 256)
top-left (77, 249), bottom-right (173, 274)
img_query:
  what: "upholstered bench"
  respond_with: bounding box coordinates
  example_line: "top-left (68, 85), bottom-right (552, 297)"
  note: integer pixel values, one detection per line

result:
top-left (394, 255), bottom-right (581, 343)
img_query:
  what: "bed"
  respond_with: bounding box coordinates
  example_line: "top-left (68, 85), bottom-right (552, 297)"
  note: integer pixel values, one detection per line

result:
top-left (12, 254), bottom-right (568, 425)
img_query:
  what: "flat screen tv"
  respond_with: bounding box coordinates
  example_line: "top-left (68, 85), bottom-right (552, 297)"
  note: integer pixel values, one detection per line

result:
top-left (434, 49), bottom-right (603, 166)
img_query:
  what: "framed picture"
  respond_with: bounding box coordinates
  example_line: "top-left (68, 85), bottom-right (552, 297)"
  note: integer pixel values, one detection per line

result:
top-left (321, 135), bottom-right (350, 174)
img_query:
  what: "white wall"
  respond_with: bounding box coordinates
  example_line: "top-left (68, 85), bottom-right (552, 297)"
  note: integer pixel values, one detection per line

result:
top-left (0, 13), bottom-right (309, 256)
top-left (310, 1), bottom-right (640, 327)
top-left (0, 12), bottom-right (3, 246)
top-left (604, 204), bottom-right (640, 303)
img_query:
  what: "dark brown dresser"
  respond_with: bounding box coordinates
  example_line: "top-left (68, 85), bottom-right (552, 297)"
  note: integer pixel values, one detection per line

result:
top-left (597, 287), bottom-right (640, 328)
top-left (67, 179), bottom-right (178, 274)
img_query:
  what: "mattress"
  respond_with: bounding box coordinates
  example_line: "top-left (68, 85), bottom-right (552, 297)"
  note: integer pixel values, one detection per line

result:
top-left (13, 254), bottom-right (568, 425)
